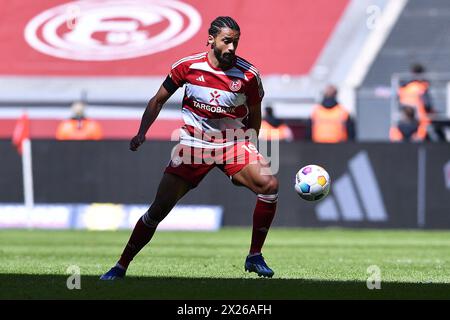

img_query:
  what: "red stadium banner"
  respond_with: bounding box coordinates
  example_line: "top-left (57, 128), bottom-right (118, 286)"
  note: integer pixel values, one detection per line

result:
top-left (0, 0), bottom-right (348, 76)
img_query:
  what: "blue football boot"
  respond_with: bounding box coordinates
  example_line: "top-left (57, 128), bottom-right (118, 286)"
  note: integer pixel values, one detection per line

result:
top-left (99, 266), bottom-right (126, 280)
top-left (244, 254), bottom-right (274, 278)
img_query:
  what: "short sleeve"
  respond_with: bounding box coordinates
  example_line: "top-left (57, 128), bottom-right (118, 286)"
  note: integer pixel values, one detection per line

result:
top-left (168, 61), bottom-right (189, 88)
top-left (246, 73), bottom-right (264, 106)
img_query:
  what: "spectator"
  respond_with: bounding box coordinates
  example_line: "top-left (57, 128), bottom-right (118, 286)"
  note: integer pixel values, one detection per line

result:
top-left (56, 101), bottom-right (103, 140)
top-left (259, 105), bottom-right (294, 141)
top-left (397, 63), bottom-right (434, 140)
top-left (390, 106), bottom-right (419, 142)
top-left (306, 85), bottom-right (355, 143)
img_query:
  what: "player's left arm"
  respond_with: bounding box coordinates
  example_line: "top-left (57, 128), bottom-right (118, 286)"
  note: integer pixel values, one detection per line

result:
top-left (247, 102), bottom-right (262, 138)
top-left (246, 71), bottom-right (264, 139)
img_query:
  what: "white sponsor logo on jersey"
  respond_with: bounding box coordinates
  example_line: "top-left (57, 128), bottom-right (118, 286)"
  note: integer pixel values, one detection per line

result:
top-left (192, 100), bottom-right (236, 114)
top-left (24, 0), bottom-right (201, 61)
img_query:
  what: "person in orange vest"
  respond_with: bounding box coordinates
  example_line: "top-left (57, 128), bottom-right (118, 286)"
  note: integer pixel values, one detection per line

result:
top-left (259, 106), bottom-right (294, 141)
top-left (390, 106), bottom-right (419, 142)
top-left (397, 63), bottom-right (434, 141)
top-left (306, 85), bottom-right (355, 143)
top-left (56, 101), bottom-right (103, 140)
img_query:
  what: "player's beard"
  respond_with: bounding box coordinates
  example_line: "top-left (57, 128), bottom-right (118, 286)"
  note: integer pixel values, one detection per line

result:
top-left (213, 45), bottom-right (235, 69)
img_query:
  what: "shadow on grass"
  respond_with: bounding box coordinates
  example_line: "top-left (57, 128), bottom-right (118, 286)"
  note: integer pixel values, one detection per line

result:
top-left (1, 274), bottom-right (450, 300)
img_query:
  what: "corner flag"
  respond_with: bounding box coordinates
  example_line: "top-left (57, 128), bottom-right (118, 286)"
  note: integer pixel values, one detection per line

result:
top-left (12, 112), bottom-right (30, 155)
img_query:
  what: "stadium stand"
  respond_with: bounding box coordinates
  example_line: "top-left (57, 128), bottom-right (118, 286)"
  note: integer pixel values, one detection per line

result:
top-left (358, 0), bottom-right (450, 140)
top-left (0, 0), bottom-right (351, 139)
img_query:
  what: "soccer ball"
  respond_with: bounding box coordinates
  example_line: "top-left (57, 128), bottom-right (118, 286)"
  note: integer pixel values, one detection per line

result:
top-left (294, 165), bottom-right (331, 201)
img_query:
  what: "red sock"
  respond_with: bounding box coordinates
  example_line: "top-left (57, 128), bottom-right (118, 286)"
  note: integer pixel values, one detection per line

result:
top-left (118, 217), bottom-right (156, 269)
top-left (250, 195), bottom-right (277, 254)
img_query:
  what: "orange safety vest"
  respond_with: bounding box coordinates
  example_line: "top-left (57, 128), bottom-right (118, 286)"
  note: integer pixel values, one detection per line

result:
top-left (56, 119), bottom-right (103, 140)
top-left (398, 81), bottom-right (430, 140)
top-left (389, 126), bottom-right (419, 142)
top-left (311, 104), bottom-right (349, 143)
top-left (259, 120), bottom-right (293, 141)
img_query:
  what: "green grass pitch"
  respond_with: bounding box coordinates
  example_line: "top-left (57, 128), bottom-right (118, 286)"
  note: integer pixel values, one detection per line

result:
top-left (1, 228), bottom-right (449, 299)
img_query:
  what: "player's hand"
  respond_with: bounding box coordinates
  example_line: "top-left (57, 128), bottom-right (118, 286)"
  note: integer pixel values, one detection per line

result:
top-left (130, 133), bottom-right (146, 151)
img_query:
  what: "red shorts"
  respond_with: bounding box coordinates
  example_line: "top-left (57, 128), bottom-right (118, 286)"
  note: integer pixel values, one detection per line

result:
top-left (164, 141), bottom-right (265, 187)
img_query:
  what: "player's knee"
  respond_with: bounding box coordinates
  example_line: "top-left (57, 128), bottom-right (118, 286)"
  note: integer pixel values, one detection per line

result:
top-left (256, 176), bottom-right (278, 195)
top-left (266, 176), bottom-right (279, 194)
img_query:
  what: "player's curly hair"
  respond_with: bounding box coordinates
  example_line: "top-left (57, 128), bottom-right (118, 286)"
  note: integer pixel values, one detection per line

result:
top-left (208, 16), bottom-right (240, 37)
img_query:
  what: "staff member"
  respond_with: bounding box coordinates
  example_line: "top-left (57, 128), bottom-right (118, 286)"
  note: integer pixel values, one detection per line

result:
top-left (306, 85), bottom-right (355, 143)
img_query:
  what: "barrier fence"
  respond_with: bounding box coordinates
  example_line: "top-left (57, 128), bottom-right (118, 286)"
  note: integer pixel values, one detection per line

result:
top-left (1, 140), bottom-right (449, 229)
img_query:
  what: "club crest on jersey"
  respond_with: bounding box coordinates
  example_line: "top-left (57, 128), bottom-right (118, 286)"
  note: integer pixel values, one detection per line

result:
top-left (229, 79), bottom-right (242, 92)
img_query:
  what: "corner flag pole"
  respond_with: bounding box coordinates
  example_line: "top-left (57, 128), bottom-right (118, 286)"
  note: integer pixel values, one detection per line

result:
top-left (12, 112), bottom-right (35, 228)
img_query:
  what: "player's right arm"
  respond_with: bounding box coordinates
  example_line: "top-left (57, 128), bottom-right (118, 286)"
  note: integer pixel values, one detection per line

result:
top-left (130, 84), bottom-right (174, 151)
top-left (130, 68), bottom-right (185, 151)
top-left (130, 57), bottom-right (190, 151)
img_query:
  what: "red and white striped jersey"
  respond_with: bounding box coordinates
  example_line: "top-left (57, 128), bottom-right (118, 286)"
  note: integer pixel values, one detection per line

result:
top-left (168, 52), bottom-right (264, 148)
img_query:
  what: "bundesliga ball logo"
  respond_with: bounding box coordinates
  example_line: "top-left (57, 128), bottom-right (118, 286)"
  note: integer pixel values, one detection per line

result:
top-left (24, 0), bottom-right (202, 61)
